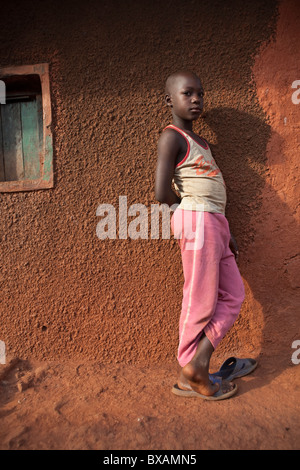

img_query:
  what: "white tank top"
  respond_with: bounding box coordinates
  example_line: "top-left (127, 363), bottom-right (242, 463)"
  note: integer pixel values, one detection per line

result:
top-left (165, 125), bottom-right (227, 214)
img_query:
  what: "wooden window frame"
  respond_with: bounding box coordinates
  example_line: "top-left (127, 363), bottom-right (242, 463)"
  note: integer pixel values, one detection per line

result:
top-left (0, 63), bottom-right (53, 192)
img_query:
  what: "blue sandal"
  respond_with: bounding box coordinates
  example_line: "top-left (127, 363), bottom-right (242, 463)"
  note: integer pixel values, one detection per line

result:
top-left (211, 357), bottom-right (257, 381)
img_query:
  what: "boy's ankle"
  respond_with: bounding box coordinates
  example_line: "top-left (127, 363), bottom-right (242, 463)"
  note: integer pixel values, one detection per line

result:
top-left (182, 361), bottom-right (207, 383)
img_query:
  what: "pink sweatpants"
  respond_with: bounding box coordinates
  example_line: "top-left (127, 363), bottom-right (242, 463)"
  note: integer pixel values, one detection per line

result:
top-left (171, 209), bottom-right (245, 367)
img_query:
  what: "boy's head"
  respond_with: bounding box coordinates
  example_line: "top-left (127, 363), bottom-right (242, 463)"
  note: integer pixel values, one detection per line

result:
top-left (165, 71), bottom-right (204, 121)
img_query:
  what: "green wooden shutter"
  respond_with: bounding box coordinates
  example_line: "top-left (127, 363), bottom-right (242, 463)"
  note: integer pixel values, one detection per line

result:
top-left (0, 95), bottom-right (43, 182)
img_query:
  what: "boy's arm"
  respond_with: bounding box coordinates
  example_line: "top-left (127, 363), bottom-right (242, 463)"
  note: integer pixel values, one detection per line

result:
top-left (155, 130), bottom-right (181, 207)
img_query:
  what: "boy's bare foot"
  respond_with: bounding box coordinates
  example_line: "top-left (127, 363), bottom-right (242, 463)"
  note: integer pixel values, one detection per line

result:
top-left (179, 362), bottom-right (235, 397)
top-left (180, 363), bottom-right (218, 396)
top-left (177, 333), bottom-right (235, 397)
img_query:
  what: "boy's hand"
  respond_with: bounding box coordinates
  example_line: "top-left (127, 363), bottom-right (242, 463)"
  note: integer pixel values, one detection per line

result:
top-left (229, 233), bottom-right (239, 263)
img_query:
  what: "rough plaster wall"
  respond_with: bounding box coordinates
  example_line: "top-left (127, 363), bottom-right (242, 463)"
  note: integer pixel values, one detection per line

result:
top-left (249, 0), bottom-right (300, 361)
top-left (0, 0), bottom-right (297, 363)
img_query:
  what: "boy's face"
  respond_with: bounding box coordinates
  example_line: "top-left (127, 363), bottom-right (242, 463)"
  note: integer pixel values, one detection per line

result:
top-left (165, 73), bottom-right (204, 121)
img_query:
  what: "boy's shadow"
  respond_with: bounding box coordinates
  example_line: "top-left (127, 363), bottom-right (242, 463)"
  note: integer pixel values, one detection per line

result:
top-left (199, 107), bottom-right (298, 392)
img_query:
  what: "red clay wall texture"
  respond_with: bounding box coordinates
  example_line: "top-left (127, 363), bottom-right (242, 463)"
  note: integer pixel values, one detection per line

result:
top-left (0, 0), bottom-right (299, 363)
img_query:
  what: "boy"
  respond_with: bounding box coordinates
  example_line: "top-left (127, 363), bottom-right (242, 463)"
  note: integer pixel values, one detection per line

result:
top-left (155, 71), bottom-right (246, 400)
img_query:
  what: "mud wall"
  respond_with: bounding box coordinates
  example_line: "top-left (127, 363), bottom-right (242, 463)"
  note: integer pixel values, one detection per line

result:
top-left (0, 0), bottom-right (298, 363)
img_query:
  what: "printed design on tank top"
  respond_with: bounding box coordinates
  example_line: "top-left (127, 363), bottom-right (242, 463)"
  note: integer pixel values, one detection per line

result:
top-left (192, 154), bottom-right (221, 177)
top-left (164, 124), bottom-right (221, 179)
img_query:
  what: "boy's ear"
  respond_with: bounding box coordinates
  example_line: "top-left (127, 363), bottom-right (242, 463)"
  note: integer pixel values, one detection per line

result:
top-left (165, 94), bottom-right (172, 107)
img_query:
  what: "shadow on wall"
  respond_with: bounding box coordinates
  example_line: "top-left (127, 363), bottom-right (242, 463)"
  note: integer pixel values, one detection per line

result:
top-left (203, 107), bottom-right (273, 247)
top-left (199, 107), bottom-right (298, 389)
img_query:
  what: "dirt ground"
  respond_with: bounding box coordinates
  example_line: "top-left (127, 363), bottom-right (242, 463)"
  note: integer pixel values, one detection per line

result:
top-left (0, 351), bottom-right (299, 451)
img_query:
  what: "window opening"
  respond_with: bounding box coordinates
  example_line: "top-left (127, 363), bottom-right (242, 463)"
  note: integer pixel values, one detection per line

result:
top-left (0, 64), bottom-right (53, 192)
